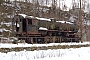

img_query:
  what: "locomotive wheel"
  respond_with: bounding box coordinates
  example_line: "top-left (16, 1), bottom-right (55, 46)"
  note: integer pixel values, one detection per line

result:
top-left (44, 36), bottom-right (48, 43)
top-left (61, 36), bottom-right (64, 42)
top-left (24, 38), bottom-right (34, 44)
top-left (37, 38), bottom-right (44, 44)
top-left (52, 36), bottom-right (56, 43)
top-left (44, 36), bottom-right (51, 43)
top-left (59, 37), bottom-right (62, 43)
top-left (55, 37), bottom-right (61, 43)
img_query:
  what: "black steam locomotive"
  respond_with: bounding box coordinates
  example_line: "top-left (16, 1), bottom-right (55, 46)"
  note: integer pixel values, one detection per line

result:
top-left (12, 14), bottom-right (80, 43)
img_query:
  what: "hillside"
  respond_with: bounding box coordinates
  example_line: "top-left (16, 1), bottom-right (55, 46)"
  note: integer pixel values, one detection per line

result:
top-left (0, 0), bottom-right (90, 42)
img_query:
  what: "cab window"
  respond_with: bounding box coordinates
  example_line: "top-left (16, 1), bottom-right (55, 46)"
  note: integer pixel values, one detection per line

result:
top-left (28, 19), bottom-right (32, 25)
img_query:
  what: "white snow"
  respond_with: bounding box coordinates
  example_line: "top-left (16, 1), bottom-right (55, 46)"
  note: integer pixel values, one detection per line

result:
top-left (39, 27), bottom-right (48, 30)
top-left (18, 14), bottom-right (27, 18)
top-left (0, 28), bottom-right (11, 32)
top-left (0, 39), bottom-right (90, 60)
top-left (36, 17), bottom-right (51, 21)
top-left (15, 23), bottom-right (20, 27)
top-left (56, 21), bottom-right (73, 24)
top-left (1, 22), bottom-right (12, 27)
top-left (0, 46), bottom-right (90, 60)
top-left (18, 14), bottom-right (51, 21)
top-left (0, 42), bottom-right (90, 48)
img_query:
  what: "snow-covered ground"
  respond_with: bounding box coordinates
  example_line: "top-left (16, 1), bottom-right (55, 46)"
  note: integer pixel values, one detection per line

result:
top-left (0, 42), bottom-right (90, 60)
top-left (0, 42), bottom-right (90, 48)
top-left (0, 46), bottom-right (90, 60)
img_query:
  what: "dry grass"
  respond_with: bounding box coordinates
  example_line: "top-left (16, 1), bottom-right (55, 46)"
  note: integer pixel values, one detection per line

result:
top-left (0, 44), bottom-right (90, 53)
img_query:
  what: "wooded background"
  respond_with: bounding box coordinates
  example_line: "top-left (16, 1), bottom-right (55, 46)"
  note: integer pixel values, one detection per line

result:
top-left (0, 0), bottom-right (90, 41)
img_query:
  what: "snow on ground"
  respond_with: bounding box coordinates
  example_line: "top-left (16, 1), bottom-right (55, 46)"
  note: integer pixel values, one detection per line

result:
top-left (0, 42), bottom-right (90, 60)
top-left (0, 42), bottom-right (90, 48)
top-left (0, 46), bottom-right (90, 60)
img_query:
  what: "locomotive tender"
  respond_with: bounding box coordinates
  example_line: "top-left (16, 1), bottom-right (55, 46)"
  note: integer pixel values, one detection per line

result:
top-left (12, 14), bottom-right (80, 43)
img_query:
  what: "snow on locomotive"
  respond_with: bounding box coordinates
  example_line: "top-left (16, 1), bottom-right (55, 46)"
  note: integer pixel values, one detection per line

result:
top-left (12, 14), bottom-right (80, 43)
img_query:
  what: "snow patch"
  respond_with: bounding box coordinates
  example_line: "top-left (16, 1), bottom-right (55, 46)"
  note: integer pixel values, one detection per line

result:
top-left (18, 14), bottom-right (27, 18)
top-left (0, 42), bottom-right (90, 48)
top-left (39, 27), bottom-right (48, 30)
top-left (56, 21), bottom-right (73, 24)
top-left (0, 47), bottom-right (90, 60)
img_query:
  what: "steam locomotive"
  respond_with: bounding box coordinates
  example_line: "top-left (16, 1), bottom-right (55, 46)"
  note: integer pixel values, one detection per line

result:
top-left (12, 14), bottom-right (80, 43)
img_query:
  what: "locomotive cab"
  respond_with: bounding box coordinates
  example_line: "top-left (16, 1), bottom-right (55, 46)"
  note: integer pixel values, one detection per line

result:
top-left (12, 15), bottom-right (22, 36)
top-left (12, 14), bottom-right (39, 37)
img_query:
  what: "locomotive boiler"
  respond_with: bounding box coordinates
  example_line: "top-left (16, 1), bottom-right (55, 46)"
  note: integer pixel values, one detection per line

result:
top-left (12, 14), bottom-right (80, 43)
